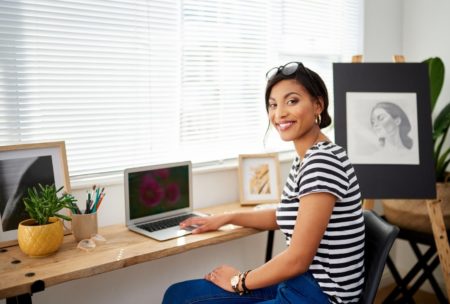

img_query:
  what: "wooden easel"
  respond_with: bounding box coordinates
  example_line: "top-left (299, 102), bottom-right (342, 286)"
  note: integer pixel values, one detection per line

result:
top-left (352, 54), bottom-right (450, 300)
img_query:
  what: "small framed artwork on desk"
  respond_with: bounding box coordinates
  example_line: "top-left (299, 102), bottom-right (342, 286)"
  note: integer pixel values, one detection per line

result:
top-left (0, 141), bottom-right (71, 247)
top-left (238, 153), bottom-right (281, 205)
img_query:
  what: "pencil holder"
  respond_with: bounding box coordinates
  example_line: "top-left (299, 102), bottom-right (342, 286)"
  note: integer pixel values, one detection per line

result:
top-left (71, 212), bottom-right (98, 242)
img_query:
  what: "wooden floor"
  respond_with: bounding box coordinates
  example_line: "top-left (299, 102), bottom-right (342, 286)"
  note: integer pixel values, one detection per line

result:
top-left (375, 284), bottom-right (441, 303)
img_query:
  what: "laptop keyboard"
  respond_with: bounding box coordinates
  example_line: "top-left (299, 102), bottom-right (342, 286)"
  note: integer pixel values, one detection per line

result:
top-left (137, 213), bottom-right (197, 232)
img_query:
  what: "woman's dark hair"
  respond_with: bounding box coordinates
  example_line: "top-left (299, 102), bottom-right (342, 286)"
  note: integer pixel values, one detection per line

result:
top-left (264, 64), bottom-right (331, 129)
top-left (371, 102), bottom-right (413, 149)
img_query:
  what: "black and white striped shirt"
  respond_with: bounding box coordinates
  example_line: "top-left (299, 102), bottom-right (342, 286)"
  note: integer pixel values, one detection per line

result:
top-left (276, 142), bottom-right (364, 303)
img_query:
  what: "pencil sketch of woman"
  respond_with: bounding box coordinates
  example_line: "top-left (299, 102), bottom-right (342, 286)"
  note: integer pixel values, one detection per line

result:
top-left (370, 101), bottom-right (413, 151)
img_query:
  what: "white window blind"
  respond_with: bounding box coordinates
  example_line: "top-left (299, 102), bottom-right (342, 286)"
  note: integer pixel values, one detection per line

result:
top-left (0, 0), bottom-right (363, 178)
top-left (180, 0), bottom-right (269, 161)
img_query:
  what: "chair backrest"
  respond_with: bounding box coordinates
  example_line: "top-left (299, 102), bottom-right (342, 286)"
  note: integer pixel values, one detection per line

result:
top-left (361, 210), bottom-right (399, 304)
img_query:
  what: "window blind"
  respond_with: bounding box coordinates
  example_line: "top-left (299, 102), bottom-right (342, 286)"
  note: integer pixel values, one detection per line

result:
top-left (0, 0), bottom-right (363, 177)
top-left (180, 0), bottom-right (269, 162)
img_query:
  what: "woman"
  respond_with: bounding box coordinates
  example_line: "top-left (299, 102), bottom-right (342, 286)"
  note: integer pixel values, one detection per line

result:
top-left (162, 62), bottom-right (365, 303)
top-left (370, 102), bottom-right (413, 150)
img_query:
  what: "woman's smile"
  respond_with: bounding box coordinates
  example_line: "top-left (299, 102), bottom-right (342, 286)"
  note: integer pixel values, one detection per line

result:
top-left (276, 120), bottom-right (296, 131)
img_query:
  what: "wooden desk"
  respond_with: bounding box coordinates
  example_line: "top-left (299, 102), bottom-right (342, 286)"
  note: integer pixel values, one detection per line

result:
top-left (0, 203), bottom-right (266, 301)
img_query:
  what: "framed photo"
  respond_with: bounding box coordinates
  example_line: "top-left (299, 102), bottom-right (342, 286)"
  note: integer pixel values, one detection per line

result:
top-left (238, 153), bottom-right (281, 205)
top-left (333, 63), bottom-right (436, 199)
top-left (0, 141), bottom-right (71, 246)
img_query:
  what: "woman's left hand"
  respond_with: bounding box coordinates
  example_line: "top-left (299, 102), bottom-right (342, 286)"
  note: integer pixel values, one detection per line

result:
top-left (205, 264), bottom-right (240, 292)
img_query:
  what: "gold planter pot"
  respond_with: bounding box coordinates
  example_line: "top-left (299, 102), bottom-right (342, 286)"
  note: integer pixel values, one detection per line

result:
top-left (382, 182), bottom-right (450, 234)
top-left (18, 217), bottom-right (64, 257)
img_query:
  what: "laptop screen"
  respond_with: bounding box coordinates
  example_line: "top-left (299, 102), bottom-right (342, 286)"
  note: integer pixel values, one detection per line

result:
top-left (127, 163), bottom-right (190, 220)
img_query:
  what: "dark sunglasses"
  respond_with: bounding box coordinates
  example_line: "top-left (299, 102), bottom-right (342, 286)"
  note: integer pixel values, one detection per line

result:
top-left (265, 61), bottom-right (308, 80)
top-left (266, 61), bottom-right (320, 95)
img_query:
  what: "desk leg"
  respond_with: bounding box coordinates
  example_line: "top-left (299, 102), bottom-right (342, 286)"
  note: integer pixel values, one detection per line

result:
top-left (265, 230), bottom-right (274, 262)
top-left (5, 280), bottom-right (44, 304)
top-left (6, 294), bottom-right (32, 304)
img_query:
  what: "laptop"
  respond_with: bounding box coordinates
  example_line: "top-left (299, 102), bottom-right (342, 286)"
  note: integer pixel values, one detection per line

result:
top-left (124, 161), bottom-right (204, 241)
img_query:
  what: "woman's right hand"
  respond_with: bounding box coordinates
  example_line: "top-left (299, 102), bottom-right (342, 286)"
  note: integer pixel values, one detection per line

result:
top-left (180, 214), bottom-right (230, 234)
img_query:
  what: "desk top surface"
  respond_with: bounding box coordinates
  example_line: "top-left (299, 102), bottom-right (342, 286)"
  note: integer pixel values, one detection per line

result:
top-left (0, 203), bottom-right (260, 299)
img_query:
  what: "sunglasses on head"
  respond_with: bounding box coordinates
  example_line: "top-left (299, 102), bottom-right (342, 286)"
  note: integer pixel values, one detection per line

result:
top-left (266, 61), bottom-right (320, 95)
top-left (265, 61), bottom-right (308, 80)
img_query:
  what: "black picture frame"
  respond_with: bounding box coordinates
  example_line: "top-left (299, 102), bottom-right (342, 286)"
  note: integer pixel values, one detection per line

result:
top-left (333, 63), bottom-right (436, 199)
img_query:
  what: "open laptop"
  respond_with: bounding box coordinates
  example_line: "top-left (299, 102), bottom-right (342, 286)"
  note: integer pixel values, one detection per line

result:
top-left (124, 161), bottom-right (204, 241)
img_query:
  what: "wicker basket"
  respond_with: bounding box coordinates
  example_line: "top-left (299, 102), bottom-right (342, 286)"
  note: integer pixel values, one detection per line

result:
top-left (382, 182), bottom-right (450, 234)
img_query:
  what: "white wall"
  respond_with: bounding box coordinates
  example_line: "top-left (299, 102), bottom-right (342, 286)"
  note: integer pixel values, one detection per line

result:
top-left (403, 0), bottom-right (450, 122)
top-left (363, 0), bottom-right (403, 62)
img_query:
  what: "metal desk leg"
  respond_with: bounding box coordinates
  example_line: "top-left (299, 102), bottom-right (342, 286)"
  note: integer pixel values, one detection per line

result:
top-left (6, 294), bottom-right (32, 304)
top-left (5, 280), bottom-right (45, 304)
top-left (265, 230), bottom-right (274, 262)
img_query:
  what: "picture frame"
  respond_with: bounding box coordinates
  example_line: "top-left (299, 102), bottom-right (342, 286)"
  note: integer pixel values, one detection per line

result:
top-left (0, 141), bottom-right (71, 247)
top-left (333, 62), bottom-right (436, 199)
top-left (238, 153), bottom-right (281, 205)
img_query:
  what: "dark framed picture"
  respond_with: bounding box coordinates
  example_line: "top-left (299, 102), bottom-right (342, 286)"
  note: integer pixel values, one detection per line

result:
top-left (333, 63), bottom-right (436, 199)
top-left (0, 141), bottom-right (71, 246)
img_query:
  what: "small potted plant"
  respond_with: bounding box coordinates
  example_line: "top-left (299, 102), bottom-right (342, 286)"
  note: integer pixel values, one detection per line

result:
top-left (18, 183), bottom-right (77, 257)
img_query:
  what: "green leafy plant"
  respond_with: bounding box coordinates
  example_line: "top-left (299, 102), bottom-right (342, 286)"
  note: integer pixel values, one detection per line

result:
top-left (23, 184), bottom-right (77, 225)
top-left (423, 57), bottom-right (450, 182)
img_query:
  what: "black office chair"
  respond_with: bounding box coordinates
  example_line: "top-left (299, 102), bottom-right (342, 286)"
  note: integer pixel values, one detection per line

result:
top-left (361, 209), bottom-right (399, 304)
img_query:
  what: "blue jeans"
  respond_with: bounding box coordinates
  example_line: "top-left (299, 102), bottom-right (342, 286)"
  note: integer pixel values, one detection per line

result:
top-left (162, 271), bottom-right (330, 304)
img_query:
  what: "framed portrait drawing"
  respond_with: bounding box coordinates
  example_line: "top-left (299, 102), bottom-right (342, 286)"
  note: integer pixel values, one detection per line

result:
top-left (0, 141), bottom-right (71, 246)
top-left (238, 153), bottom-right (281, 205)
top-left (333, 63), bottom-right (436, 199)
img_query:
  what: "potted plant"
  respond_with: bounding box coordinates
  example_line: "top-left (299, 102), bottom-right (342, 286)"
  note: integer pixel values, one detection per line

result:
top-left (18, 184), bottom-right (77, 257)
top-left (383, 57), bottom-right (450, 233)
top-left (426, 57), bottom-right (450, 182)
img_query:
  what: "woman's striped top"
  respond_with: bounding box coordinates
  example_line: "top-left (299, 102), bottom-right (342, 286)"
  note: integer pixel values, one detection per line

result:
top-left (276, 141), bottom-right (365, 303)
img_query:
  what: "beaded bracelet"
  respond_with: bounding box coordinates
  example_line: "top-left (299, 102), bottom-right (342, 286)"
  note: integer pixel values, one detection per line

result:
top-left (234, 272), bottom-right (244, 295)
top-left (241, 270), bottom-right (252, 294)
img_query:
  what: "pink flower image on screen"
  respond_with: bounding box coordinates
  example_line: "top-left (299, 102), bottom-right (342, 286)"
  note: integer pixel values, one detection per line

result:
top-left (139, 175), bottom-right (164, 206)
top-left (154, 168), bottom-right (170, 179)
top-left (165, 183), bottom-right (180, 203)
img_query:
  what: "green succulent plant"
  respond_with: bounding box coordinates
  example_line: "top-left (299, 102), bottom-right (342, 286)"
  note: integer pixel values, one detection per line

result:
top-left (23, 184), bottom-right (76, 225)
top-left (423, 57), bottom-right (450, 182)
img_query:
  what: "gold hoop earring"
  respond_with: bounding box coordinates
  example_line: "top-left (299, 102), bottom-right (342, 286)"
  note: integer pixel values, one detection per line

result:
top-left (315, 114), bottom-right (321, 125)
